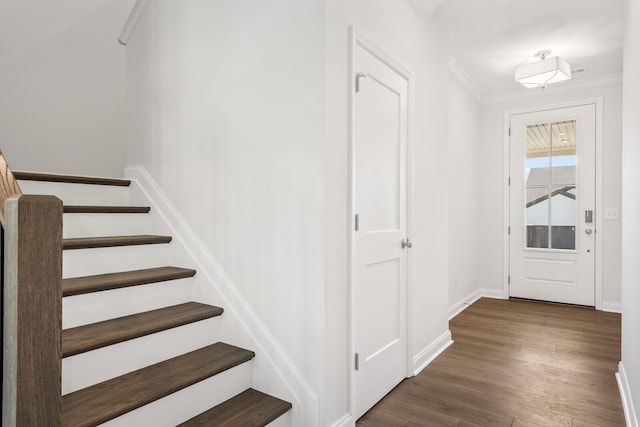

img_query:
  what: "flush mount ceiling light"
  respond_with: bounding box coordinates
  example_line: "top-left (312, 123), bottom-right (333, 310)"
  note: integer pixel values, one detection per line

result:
top-left (515, 50), bottom-right (571, 89)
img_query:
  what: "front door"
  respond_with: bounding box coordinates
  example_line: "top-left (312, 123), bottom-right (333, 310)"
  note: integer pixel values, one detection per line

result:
top-left (509, 105), bottom-right (596, 306)
top-left (353, 42), bottom-right (409, 419)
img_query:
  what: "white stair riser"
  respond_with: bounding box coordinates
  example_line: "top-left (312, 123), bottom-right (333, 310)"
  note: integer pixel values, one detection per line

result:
top-left (18, 181), bottom-right (132, 205)
top-left (101, 361), bottom-right (254, 427)
top-left (63, 279), bottom-right (193, 328)
top-left (62, 319), bottom-right (222, 394)
top-left (266, 412), bottom-right (292, 427)
top-left (31, 172), bottom-right (294, 423)
top-left (63, 245), bottom-right (171, 277)
top-left (63, 213), bottom-right (158, 238)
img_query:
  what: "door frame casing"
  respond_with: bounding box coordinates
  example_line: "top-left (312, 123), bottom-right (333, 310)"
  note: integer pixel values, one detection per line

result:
top-left (348, 26), bottom-right (415, 419)
top-left (503, 97), bottom-right (604, 309)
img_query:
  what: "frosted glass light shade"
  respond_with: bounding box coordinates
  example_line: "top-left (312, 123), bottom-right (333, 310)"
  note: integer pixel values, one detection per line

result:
top-left (515, 56), bottom-right (571, 88)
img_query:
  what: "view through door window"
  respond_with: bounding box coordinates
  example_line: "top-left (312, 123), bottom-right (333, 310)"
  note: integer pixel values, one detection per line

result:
top-left (525, 120), bottom-right (577, 250)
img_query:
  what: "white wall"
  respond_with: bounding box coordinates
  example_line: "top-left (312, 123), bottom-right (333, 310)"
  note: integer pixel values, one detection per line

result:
top-left (621, 0), bottom-right (640, 419)
top-left (0, 0), bottom-right (133, 177)
top-left (448, 77), bottom-right (482, 309)
top-left (325, 1), bottom-right (450, 424)
top-left (478, 83), bottom-right (623, 307)
top-left (127, 1), bottom-right (450, 425)
top-left (126, 0), bottom-right (326, 421)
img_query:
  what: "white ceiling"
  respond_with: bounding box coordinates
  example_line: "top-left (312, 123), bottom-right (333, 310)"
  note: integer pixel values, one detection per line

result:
top-left (0, 0), bottom-right (622, 102)
top-left (432, 0), bottom-right (624, 100)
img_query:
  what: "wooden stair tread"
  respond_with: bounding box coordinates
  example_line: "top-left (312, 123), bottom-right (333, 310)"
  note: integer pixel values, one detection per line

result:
top-left (61, 342), bottom-right (255, 427)
top-left (62, 302), bottom-right (223, 357)
top-left (63, 266), bottom-right (196, 297)
top-left (64, 205), bottom-right (150, 214)
top-left (63, 234), bottom-right (172, 250)
top-left (13, 171), bottom-right (130, 186)
top-left (179, 388), bottom-right (292, 427)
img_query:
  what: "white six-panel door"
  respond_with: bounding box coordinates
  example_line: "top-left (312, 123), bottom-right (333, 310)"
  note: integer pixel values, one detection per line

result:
top-left (510, 104), bottom-right (596, 306)
top-left (353, 42), bottom-right (409, 420)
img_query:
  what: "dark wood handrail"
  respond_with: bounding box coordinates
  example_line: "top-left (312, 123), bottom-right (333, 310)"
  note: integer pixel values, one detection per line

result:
top-left (1, 152), bottom-right (62, 426)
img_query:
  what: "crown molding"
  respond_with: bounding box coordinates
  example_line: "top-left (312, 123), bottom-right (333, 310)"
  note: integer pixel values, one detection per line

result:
top-left (448, 56), bottom-right (622, 106)
top-left (448, 56), bottom-right (482, 103)
top-left (482, 72), bottom-right (623, 106)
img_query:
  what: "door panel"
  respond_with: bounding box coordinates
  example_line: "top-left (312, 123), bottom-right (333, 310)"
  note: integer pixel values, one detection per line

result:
top-left (353, 43), bottom-right (408, 420)
top-left (358, 259), bottom-right (400, 359)
top-left (510, 105), bottom-right (595, 306)
top-left (357, 75), bottom-right (401, 232)
top-left (524, 258), bottom-right (576, 283)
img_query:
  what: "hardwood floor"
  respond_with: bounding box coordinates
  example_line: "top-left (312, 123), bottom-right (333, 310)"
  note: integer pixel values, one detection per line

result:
top-left (357, 298), bottom-right (625, 427)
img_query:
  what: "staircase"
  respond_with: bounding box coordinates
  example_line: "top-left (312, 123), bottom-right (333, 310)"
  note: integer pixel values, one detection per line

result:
top-left (12, 171), bottom-right (292, 426)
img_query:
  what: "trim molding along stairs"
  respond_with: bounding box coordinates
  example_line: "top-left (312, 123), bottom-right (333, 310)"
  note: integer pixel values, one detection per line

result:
top-left (14, 170), bottom-right (294, 426)
top-left (125, 165), bottom-right (319, 426)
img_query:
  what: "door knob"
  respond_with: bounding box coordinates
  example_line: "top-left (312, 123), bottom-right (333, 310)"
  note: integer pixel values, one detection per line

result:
top-left (585, 228), bottom-right (593, 235)
top-left (401, 238), bottom-right (413, 249)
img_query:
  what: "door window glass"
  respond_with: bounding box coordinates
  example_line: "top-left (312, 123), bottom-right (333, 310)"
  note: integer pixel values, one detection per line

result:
top-left (525, 120), bottom-right (577, 250)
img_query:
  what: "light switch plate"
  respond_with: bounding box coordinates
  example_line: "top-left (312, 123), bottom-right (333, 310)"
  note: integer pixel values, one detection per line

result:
top-left (605, 208), bottom-right (620, 220)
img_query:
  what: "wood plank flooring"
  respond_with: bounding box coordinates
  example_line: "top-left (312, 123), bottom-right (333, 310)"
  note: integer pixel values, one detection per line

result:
top-left (357, 298), bottom-right (625, 427)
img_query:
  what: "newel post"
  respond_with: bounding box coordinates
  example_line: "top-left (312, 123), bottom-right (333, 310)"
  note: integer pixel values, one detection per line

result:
top-left (3, 195), bottom-right (63, 426)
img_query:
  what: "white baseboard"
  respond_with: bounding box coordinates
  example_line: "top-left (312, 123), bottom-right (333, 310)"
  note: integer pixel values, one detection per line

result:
top-left (602, 301), bottom-right (622, 313)
top-left (480, 288), bottom-right (506, 299)
top-left (617, 362), bottom-right (639, 427)
top-left (449, 288), bottom-right (506, 320)
top-left (412, 330), bottom-right (453, 376)
top-left (124, 165), bottom-right (318, 427)
top-left (329, 413), bottom-right (354, 427)
top-left (449, 290), bottom-right (481, 320)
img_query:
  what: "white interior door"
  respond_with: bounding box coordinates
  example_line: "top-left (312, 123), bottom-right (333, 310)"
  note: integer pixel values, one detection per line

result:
top-left (509, 104), bottom-right (596, 306)
top-left (352, 43), bottom-right (409, 420)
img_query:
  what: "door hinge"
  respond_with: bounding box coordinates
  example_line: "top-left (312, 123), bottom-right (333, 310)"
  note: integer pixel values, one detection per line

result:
top-left (509, 127), bottom-right (511, 136)
top-left (355, 72), bottom-right (366, 93)
top-left (508, 176), bottom-right (511, 186)
top-left (508, 226), bottom-right (511, 235)
top-left (508, 275), bottom-right (511, 285)
top-left (355, 353), bottom-right (360, 371)
top-left (354, 214), bottom-right (359, 231)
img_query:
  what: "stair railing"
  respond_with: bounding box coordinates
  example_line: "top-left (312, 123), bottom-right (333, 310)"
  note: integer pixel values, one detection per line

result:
top-left (118, 0), bottom-right (149, 46)
top-left (1, 151), bottom-right (63, 426)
